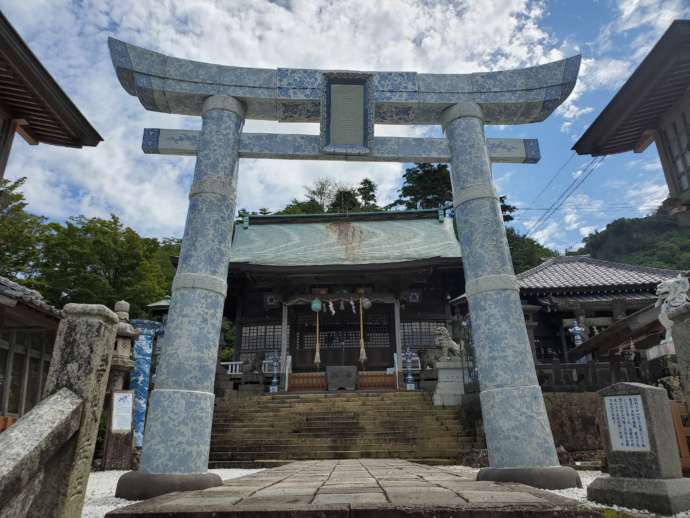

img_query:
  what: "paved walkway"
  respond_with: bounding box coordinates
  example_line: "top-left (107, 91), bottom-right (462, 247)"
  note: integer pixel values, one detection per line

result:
top-left (108, 460), bottom-right (598, 517)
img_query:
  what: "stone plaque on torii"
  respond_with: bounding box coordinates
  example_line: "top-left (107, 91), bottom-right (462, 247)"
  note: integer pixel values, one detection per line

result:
top-left (108, 37), bottom-right (581, 498)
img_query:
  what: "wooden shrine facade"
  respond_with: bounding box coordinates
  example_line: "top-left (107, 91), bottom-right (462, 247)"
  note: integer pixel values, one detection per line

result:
top-left (224, 210), bottom-right (463, 375)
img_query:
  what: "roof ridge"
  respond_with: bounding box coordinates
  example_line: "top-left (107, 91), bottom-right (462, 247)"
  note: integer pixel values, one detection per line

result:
top-left (577, 255), bottom-right (685, 275)
top-left (516, 256), bottom-right (559, 279)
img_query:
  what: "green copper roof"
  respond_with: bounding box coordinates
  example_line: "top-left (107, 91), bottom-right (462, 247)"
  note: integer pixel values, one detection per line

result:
top-left (229, 216), bottom-right (461, 267)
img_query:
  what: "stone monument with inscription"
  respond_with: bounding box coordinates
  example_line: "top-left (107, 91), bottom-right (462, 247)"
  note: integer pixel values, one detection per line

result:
top-left (109, 37), bottom-right (582, 497)
top-left (588, 382), bottom-right (690, 514)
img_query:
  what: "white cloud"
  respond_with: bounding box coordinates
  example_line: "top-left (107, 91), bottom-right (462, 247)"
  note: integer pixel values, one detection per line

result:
top-left (624, 180), bottom-right (669, 214)
top-left (1, 0), bottom-right (570, 237)
top-left (626, 157), bottom-right (663, 172)
top-left (614, 0), bottom-right (690, 59)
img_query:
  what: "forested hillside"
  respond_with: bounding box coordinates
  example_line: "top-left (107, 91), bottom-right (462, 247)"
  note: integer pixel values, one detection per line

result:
top-left (578, 215), bottom-right (690, 271)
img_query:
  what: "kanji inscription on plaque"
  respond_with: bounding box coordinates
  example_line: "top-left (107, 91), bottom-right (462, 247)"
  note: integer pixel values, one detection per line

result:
top-left (604, 395), bottom-right (650, 452)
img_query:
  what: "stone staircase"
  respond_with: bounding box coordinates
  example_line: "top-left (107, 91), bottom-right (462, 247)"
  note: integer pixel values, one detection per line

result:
top-left (209, 391), bottom-right (482, 468)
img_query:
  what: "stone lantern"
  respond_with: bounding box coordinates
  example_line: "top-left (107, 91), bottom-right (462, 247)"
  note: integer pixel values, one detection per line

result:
top-left (108, 300), bottom-right (137, 392)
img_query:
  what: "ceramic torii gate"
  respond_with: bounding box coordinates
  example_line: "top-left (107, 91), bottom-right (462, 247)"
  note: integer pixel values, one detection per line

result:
top-left (108, 38), bottom-right (581, 498)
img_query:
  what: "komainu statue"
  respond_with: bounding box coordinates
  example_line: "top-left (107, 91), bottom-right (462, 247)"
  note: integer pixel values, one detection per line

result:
top-left (433, 327), bottom-right (464, 360)
top-left (656, 274), bottom-right (690, 345)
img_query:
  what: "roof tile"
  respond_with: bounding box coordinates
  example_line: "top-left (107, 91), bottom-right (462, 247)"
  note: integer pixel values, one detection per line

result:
top-left (517, 255), bottom-right (683, 291)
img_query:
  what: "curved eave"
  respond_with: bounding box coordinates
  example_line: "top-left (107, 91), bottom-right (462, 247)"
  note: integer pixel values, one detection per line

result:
top-left (574, 20), bottom-right (690, 156)
top-left (228, 257), bottom-right (461, 274)
top-left (109, 37), bottom-right (580, 125)
top-left (0, 13), bottom-right (102, 147)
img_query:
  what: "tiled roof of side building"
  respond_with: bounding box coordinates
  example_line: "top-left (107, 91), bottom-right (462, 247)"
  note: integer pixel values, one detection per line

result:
top-left (517, 255), bottom-right (685, 292)
top-left (0, 276), bottom-right (62, 318)
top-left (229, 211), bottom-right (461, 268)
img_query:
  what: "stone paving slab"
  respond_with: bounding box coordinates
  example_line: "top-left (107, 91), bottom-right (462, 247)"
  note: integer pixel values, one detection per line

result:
top-left (106, 459), bottom-right (599, 517)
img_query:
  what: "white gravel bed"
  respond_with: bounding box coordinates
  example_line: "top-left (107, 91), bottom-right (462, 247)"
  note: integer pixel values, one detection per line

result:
top-left (547, 470), bottom-right (690, 518)
top-left (82, 469), bottom-right (263, 518)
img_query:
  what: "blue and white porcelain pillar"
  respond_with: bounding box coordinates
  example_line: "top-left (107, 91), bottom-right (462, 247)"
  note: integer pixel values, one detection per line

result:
top-left (442, 102), bottom-right (579, 489)
top-left (116, 95), bottom-right (244, 499)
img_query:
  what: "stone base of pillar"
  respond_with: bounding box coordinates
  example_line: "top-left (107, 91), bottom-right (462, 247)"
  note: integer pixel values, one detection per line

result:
top-left (115, 471), bottom-right (223, 500)
top-left (588, 476), bottom-right (690, 515)
top-left (432, 360), bottom-right (464, 406)
top-left (477, 466), bottom-right (581, 490)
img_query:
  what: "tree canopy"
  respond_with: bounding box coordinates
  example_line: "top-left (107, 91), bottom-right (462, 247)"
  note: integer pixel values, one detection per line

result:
top-left (577, 215), bottom-right (690, 270)
top-left (274, 177), bottom-right (380, 215)
top-left (388, 163), bottom-right (516, 221)
top-left (0, 178), bottom-right (179, 317)
top-left (0, 178), bottom-right (46, 281)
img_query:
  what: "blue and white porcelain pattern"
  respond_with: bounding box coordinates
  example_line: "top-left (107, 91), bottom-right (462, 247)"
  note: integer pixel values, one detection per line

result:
top-left (138, 97), bottom-right (244, 475)
top-left (129, 320), bottom-right (160, 449)
top-left (444, 105), bottom-right (560, 470)
top-left (144, 128), bottom-right (540, 164)
top-left (108, 37), bottom-right (580, 125)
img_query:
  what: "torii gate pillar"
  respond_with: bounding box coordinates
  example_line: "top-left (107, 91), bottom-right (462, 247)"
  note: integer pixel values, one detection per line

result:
top-left (443, 102), bottom-right (576, 487)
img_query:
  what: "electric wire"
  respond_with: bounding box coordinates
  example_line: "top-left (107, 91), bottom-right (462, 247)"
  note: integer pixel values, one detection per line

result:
top-left (525, 156), bottom-right (606, 237)
top-left (527, 151), bottom-right (577, 207)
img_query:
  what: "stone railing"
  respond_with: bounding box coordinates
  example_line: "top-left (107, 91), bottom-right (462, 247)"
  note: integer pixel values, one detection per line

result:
top-left (0, 304), bottom-right (118, 518)
top-left (535, 358), bottom-right (646, 392)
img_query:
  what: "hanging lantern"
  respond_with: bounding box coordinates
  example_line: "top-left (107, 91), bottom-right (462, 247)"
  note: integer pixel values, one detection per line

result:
top-left (359, 298), bottom-right (367, 366)
top-left (362, 297), bottom-right (372, 310)
top-left (339, 299), bottom-right (345, 311)
top-left (311, 298), bottom-right (322, 312)
top-left (314, 310), bottom-right (321, 368)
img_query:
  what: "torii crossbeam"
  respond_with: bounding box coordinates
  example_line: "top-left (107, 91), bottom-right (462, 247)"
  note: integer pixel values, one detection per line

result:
top-left (108, 37), bottom-right (581, 499)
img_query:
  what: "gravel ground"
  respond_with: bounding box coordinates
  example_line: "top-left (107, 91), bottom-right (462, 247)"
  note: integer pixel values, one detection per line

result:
top-left (82, 469), bottom-right (263, 518)
top-left (546, 470), bottom-right (690, 518)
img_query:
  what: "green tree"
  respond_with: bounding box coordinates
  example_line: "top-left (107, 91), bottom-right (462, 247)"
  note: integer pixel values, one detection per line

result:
top-left (258, 208), bottom-right (271, 215)
top-left (390, 163), bottom-right (516, 221)
top-left (578, 215), bottom-right (690, 270)
top-left (389, 163), bottom-right (452, 210)
top-left (35, 215), bottom-right (177, 316)
top-left (357, 178), bottom-right (378, 208)
top-left (0, 177), bottom-right (45, 281)
top-left (328, 186), bottom-right (362, 213)
top-left (506, 227), bottom-right (557, 273)
top-left (274, 198), bottom-right (324, 215)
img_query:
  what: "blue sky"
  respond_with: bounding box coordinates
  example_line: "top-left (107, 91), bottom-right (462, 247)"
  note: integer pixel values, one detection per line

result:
top-left (2, 0), bottom-right (688, 251)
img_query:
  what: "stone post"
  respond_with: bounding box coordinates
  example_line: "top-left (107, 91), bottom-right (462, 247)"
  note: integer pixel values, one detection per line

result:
top-left (107, 300), bottom-right (137, 392)
top-left (116, 96), bottom-right (245, 500)
top-left (103, 300), bottom-right (138, 470)
top-left (442, 102), bottom-right (579, 489)
top-left (670, 302), bottom-right (690, 403)
top-left (588, 382), bottom-right (690, 514)
top-left (37, 304), bottom-right (118, 518)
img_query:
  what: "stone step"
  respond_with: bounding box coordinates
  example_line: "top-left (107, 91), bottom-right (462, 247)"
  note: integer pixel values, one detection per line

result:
top-left (209, 449), bottom-right (467, 461)
top-left (211, 420), bottom-right (463, 429)
top-left (211, 429), bottom-right (468, 438)
top-left (206, 458), bottom-right (461, 469)
top-left (210, 391), bottom-right (474, 464)
top-left (209, 442), bottom-right (472, 452)
top-left (215, 405), bottom-right (448, 412)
